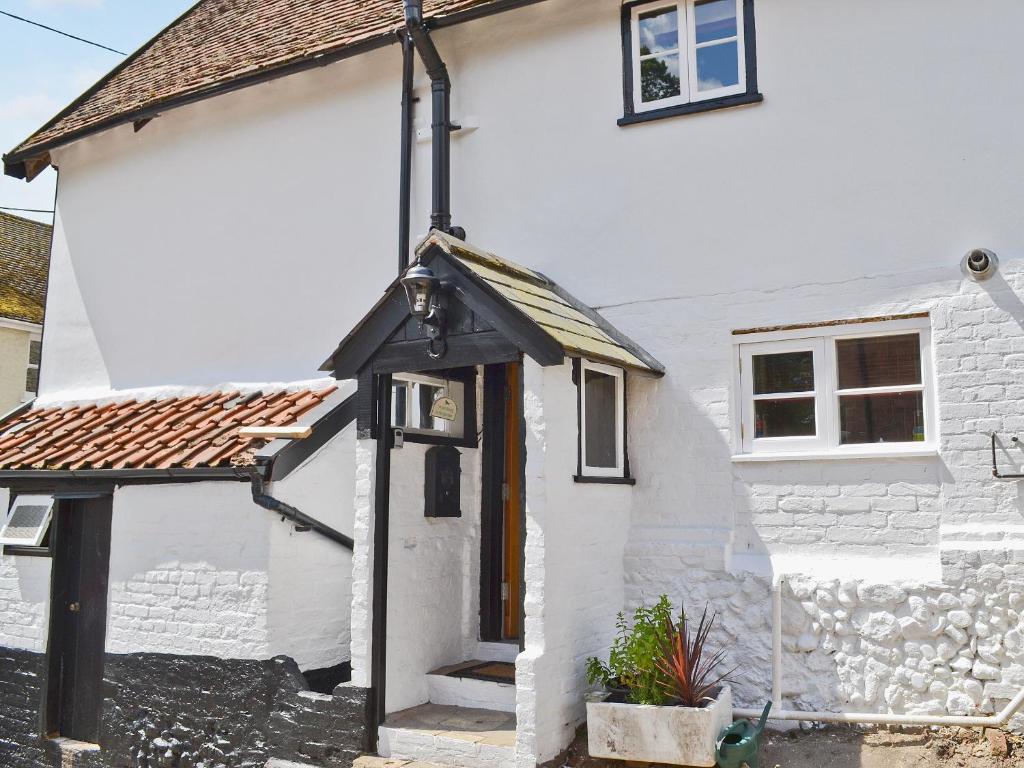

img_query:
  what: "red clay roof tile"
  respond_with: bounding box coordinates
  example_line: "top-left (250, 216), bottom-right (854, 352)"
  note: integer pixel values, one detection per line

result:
top-left (0, 385), bottom-right (336, 472)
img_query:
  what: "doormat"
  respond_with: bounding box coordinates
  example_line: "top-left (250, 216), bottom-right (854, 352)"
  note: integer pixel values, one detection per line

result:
top-left (448, 661), bottom-right (516, 684)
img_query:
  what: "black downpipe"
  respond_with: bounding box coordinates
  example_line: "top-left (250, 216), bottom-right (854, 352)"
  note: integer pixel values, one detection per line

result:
top-left (398, 30), bottom-right (415, 271)
top-left (248, 472), bottom-right (354, 550)
top-left (404, 0), bottom-right (455, 235)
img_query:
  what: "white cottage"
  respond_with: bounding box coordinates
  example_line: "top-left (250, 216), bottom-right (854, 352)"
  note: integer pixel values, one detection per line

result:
top-left (2, 0), bottom-right (1024, 766)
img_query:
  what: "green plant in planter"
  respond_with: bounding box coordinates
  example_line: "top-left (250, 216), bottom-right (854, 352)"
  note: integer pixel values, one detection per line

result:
top-left (657, 604), bottom-right (735, 707)
top-left (586, 595), bottom-right (674, 705)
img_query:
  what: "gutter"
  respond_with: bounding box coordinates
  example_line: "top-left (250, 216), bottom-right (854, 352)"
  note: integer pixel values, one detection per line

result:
top-left (3, 0), bottom-right (551, 180)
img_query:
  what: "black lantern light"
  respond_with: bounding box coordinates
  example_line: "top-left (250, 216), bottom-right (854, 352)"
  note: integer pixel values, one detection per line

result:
top-left (401, 263), bottom-right (439, 318)
top-left (400, 262), bottom-right (448, 358)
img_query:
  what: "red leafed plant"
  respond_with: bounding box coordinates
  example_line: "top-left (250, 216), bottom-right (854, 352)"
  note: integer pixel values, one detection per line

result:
top-left (656, 605), bottom-right (734, 707)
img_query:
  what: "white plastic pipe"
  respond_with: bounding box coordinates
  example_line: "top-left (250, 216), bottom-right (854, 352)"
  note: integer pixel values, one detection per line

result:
top-left (733, 575), bottom-right (1024, 728)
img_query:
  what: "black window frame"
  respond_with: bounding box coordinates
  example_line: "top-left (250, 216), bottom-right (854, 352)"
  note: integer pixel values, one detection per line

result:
top-left (619, 0), bottom-right (762, 127)
top-left (573, 359), bottom-right (636, 485)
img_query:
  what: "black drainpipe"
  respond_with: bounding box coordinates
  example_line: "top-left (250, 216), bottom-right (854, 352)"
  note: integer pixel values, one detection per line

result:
top-left (398, 30), bottom-right (415, 272)
top-left (247, 471), bottom-right (354, 549)
top-left (403, 0), bottom-right (463, 238)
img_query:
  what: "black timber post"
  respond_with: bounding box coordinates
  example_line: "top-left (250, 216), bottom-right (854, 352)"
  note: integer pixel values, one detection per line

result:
top-left (369, 373), bottom-right (394, 743)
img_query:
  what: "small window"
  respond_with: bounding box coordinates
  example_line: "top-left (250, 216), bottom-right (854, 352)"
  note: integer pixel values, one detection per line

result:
top-left (577, 360), bottom-right (627, 479)
top-left (624, 0), bottom-right (757, 120)
top-left (0, 495), bottom-right (54, 547)
top-left (23, 337), bottom-right (40, 401)
top-left (391, 373), bottom-right (467, 442)
top-left (736, 319), bottom-right (934, 456)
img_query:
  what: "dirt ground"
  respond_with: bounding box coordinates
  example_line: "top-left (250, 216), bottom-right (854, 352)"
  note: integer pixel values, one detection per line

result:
top-left (556, 725), bottom-right (1024, 768)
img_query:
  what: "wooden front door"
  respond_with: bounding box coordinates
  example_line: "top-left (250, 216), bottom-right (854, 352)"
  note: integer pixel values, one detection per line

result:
top-left (501, 363), bottom-right (523, 640)
top-left (47, 497), bottom-right (112, 743)
top-left (481, 362), bottom-right (524, 643)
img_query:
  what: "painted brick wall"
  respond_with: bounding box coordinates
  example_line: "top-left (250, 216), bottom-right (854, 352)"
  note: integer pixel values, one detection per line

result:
top-left (610, 260), bottom-right (1024, 721)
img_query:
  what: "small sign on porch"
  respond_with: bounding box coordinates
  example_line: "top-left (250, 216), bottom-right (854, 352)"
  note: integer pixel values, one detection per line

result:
top-left (430, 395), bottom-right (459, 422)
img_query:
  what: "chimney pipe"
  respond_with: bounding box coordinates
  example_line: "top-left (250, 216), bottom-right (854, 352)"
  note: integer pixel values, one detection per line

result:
top-left (403, 0), bottom-right (456, 236)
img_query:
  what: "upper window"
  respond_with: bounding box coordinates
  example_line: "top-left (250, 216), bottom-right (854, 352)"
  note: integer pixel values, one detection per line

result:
top-left (577, 360), bottom-right (628, 479)
top-left (0, 494), bottom-right (54, 548)
top-left (621, 0), bottom-right (759, 123)
top-left (735, 319), bottom-right (934, 456)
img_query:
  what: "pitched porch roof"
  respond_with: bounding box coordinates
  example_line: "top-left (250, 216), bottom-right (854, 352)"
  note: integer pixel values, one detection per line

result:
top-left (0, 383), bottom-right (348, 479)
top-left (321, 231), bottom-right (664, 377)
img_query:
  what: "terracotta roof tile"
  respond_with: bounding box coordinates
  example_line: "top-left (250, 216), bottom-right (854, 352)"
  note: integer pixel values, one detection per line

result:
top-left (6, 0), bottom-right (516, 171)
top-left (0, 385), bottom-right (336, 472)
top-left (0, 211), bottom-right (50, 324)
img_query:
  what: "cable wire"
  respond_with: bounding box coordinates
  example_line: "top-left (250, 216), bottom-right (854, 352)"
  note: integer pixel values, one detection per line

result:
top-left (0, 206), bottom-right (54, 214)
top-left (0, 10), bottom-right (126, 55)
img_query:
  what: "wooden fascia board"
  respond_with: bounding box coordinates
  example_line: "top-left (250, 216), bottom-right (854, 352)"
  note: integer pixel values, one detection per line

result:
top-left (321, 278), bottom-right (409, 377)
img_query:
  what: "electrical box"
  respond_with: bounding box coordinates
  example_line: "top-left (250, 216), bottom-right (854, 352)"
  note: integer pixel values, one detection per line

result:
top-left (425, 445), bottom-right (461, 518)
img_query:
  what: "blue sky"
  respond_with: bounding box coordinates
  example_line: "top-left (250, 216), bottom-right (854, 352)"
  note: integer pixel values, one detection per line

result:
top-left (0, 0), bottom-right (194, 222)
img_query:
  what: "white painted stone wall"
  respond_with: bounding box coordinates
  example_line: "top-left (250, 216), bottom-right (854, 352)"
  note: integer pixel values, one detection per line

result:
top-left (517, 360), bottom-right (631, 767)
top-left (383, 438), bottom-right (482, 714)
top-left (0, 487), bottom-right (51, 653)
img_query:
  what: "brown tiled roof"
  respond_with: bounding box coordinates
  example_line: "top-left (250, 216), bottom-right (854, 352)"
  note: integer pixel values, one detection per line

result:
top-left (0, 385), bottom-right (335, 472)
top-left (0, 212), bottom-right (51, 325)
top-left (5, 0), bottom-right (521, 175)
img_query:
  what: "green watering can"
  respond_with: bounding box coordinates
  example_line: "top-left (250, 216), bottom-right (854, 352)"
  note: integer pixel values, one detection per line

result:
top-left (715, 702), bottom-right (772, 768)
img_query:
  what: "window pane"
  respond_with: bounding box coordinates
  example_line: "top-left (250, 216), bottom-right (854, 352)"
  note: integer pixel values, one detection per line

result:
top-left (752, 351), bottom-right (814, 394)
top-left (638, 7), bottom-right (679, 55)
top-left (695, 0), bottom-right (737, 43)
top-left (836, 334), bottom-right (921, 390)
top-left (641, 53), bottom-right (682, 102)
top-left (754, 398), bottom-right (816, 438)
top-left (418, 384), bottom-right (442, 430)
top-left (839, 392), bottom-right (925, 444)
top-left (696, 40), bottom-right (739, 91)
top-left (392, 383), bottom-right (409, 428)
top-left (585, 370), bottom-right (618, 468)
top-left (25, 367), bottom-right (39, 394)
top-left (28, 340), bottom-right (41, 366)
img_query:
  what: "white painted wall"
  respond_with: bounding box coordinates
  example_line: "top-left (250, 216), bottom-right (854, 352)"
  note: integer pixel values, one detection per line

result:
top-left (22, 0), bottom-right (1024, 745)
top-left (517, 359), bottom-right (630, 766)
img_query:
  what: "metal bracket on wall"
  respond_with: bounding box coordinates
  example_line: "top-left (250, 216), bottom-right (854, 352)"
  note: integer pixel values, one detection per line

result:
top-left (991, 433), bottom-right (1024, 479)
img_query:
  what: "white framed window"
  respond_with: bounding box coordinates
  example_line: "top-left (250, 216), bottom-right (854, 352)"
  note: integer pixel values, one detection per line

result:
top-left (391, 373), bottom-right (467, 442)
top-left (734, 318), bottom-right (935, 458)
top-left (22, 335), bottom-right (41, 402)
top-left (578, 360), bottom-right (627, 478)
top-left (0, 495), bottom-right (54, 548)
top-left (628, 0), bottom-right (746, 113)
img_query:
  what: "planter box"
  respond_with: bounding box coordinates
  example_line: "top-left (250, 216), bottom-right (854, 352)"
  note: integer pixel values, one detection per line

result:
top-left (586, 685), bottom-right (732, 767)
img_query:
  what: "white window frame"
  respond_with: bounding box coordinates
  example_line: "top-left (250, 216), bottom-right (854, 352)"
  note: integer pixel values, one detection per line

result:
top-left (0, 494), bottom-right (55, 547)
top-left (630, 0), bottom-right (746, 113)
top-left (733, 318), bottom-right (936, 459)
top-left (22, 332), bottom-right (41, 403)
top-left (580, 360), bottom-right (626, 478)
top-left (392, 373), bottom-right (466, 440)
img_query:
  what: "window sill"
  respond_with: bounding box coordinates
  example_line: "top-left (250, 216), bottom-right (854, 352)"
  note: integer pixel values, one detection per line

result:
top-left (2, 544), bottom-right (51, 558)
top-left (574, 474), bottom-right (637, 485)
top-left (731, 446), bottom-right (939, 463)
top-left (618, 92), bottom-right (763, 127)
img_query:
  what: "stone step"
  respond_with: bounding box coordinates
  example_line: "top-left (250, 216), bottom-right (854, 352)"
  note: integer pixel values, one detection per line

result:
top-left (427, 663), bottom-right (515, 713)
top-left (378, 703), bottom-right (516, 768)
top-left (354, 757), bottom-right (448, 768)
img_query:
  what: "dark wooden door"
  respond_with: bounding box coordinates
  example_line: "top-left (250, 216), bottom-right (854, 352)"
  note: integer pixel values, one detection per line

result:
top-left (501, 362), bottom-right (523, 640)
top-left (48, 497), bottom-right (112, 743)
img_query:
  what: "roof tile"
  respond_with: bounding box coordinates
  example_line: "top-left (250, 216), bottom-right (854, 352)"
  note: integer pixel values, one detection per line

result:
top-left (0, 211), bottom-right (50, 324)
top-left (0, 385), bottom-right (336, 473)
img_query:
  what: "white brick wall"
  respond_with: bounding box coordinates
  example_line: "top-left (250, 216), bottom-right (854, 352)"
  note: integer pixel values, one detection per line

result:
top-left (0, 478), bottom-right (51, 653)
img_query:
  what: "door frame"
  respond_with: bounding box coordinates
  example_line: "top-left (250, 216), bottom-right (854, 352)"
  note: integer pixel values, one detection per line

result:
top-left (42, 493), bottom-right (113, 742)
top-left (479, 361), bottom-right (526, 646)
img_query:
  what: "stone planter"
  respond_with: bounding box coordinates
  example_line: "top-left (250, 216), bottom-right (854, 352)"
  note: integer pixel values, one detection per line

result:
top-left (586, 685), bottom-right (732, 767)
